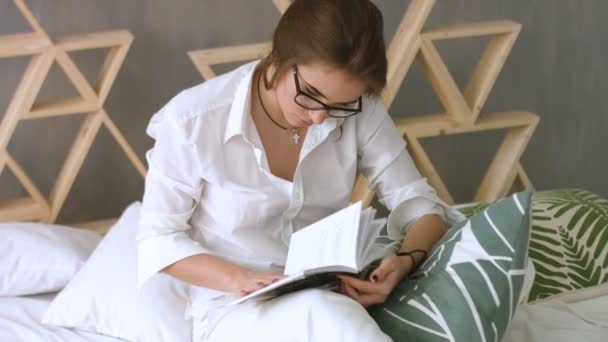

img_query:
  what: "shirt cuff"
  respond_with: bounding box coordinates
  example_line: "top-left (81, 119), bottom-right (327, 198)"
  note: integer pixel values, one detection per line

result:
top-left (136, 231), bottom-right (210, 291)
top-left (385, 182), bottom-right (466, 241)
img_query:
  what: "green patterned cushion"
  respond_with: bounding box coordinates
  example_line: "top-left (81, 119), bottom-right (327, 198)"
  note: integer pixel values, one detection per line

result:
top-left (528, 189), bottom-right (608, 301)
top-left (370, 190), bottom-right (532, 342)
top-left (456, 189), bottom-right (608, 302)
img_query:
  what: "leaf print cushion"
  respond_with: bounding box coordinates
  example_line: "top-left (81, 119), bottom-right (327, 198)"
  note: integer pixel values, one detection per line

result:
top-left (527, 189), bottom-right (608, 301)
top-left (455, 189), bottom-right (608, 302)
top-left (369, 190), bottom-right (533, 342)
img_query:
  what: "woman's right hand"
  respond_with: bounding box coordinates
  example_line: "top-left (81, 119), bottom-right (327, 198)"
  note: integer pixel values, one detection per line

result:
top-left (233, 269), bottom-right (285, 297)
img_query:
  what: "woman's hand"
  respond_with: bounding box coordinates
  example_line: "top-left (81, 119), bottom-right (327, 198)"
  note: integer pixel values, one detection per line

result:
top-left (337, 255), bottom-right (414, 307)
top-left (232, 269), bottom-right (285, 297)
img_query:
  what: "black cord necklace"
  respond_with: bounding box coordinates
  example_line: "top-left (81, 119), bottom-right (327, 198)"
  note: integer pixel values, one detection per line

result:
top-left (257, 73), bottom-right (301, 145)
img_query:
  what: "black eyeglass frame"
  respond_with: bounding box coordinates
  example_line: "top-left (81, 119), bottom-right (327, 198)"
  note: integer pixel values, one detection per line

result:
top-left (292, 65), bottom-right (363, 118)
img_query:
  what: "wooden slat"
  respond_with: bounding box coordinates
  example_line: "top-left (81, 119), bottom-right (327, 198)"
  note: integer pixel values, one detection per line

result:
top-left (349, 175), bottom-right (375, 208)
top-left (418, 40), bottom-right (472, 123)
top-left (74, 217), bottom-right (117, 235)
top-left (100, 110), bottom-right (147, 177)
top-left (14, 0), bottom-right (50, 39)
top-left (514, 164), bottom-right (533, 191)
top-left (421, 20), bottom-right (521, 40)
top-left (383, 37), bottom-right (422, 108)
top-left (272, 0), bottom-right (292, 14)
top-left (55, 30), bottom-right (134, 51)
top-left (465, 29), bottom-right (521, 120)
top-left (189, 42), bottom-right (272, 65)
top-left (406, 136), bottom-right (455, 204)
top-left (396, 111), bottom-right (539, 138)
top-left (188, 42), bottom-right (272, 80)
top-left (0, 197), bottom-right (48, 222)
top-left (383, 0), bottom-right (436, 106)
top-left (0, 51), bottom-right (55, 176)
top-left (0, 32), bottom-right (50, 57)
top-left (47, 111), bottom-right (104, 223)
top-left (55, 50), bottom-right (98, 102)
top-left (25, 97), bottom-right (97, 119)
top-left (95, 43), bottom-right (132, 106)
top-left (474, 117), bottom-right (539, 202)
top-left (3, 151), bottom-right (48, 207)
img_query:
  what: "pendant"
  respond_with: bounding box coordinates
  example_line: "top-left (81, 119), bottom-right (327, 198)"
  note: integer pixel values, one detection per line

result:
top-left (291, 129), bottom-right (300, 144)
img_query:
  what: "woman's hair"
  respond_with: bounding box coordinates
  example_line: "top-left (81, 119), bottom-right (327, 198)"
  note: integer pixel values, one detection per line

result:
top-left (258, 0), bottom-right (387, 96)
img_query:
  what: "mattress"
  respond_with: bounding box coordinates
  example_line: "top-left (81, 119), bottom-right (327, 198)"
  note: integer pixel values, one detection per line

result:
top-left (2, 288), bottom-right (606, 342)
top-left (503, 292), bottom-right (608, 342)
top-left (0, 292), bottom-right (127, 342)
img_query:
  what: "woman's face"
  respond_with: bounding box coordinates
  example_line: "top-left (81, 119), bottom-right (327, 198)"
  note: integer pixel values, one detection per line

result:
top-left (273, 61), bottom-right (367, 128)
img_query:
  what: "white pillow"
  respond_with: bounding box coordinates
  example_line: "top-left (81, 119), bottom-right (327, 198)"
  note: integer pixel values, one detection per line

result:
top-left (42, 202), bottom-right (192, 342)
top-left (0, 221), bottom-right (102, 296)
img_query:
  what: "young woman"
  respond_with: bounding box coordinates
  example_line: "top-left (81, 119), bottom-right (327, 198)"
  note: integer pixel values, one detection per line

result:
top-left (136, 0), bottom-right (464, 340)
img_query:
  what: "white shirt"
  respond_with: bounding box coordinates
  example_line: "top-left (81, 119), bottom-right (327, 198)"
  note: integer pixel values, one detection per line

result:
top-left (135, 60), bottom-right (465, 291)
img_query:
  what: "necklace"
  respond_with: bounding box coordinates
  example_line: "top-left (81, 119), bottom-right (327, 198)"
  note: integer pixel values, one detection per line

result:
top-left (257, 73), bottom-right (301, 145)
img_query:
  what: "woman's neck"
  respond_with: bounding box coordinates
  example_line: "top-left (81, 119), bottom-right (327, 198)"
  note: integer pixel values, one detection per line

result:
top-left (254, 67), bottom-right (294, 130)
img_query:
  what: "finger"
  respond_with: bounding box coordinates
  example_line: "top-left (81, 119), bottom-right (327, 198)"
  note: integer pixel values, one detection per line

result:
top-left (342, 281), bottom-right (360, 301)
top-left (338, 275), bottom-right (380, 293)
top-left (255, 281), bottom-right (267, 290)
top-left (342, 281), bottom-right (386, 307)
top-left (370, 258), bottom-right (399, 283)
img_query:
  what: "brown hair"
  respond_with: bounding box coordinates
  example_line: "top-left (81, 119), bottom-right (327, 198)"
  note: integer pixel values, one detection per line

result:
top-left (258, 0), bottom-right (387, 97)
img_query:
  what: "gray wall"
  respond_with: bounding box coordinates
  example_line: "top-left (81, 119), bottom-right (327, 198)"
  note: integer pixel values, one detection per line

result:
top-left (1, 0), bottom-right (606, 224)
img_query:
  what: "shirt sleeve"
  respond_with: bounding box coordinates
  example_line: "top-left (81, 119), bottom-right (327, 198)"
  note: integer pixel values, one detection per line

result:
top-left (136, 100), bottom-right (212, 290)
top-left (356, 97), bottom-right (466, 241)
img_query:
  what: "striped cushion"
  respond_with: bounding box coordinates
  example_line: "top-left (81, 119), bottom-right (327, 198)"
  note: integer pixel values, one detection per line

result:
top-left (370, 190), bottom-right (532, 341)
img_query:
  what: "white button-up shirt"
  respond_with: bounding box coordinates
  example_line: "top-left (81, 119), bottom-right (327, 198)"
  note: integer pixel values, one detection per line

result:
top-left (135, 60), bottom-right (465, 291)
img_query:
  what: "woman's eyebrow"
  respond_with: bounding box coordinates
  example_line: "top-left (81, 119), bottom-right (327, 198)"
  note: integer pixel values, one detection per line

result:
top-left (303, 82), bottom-right (327, 99)
top-left (303, 81), bottom-right (359, 105)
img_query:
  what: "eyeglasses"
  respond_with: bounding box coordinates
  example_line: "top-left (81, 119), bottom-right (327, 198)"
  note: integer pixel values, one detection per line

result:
top-left (292, 65), bottom-right (362, 118)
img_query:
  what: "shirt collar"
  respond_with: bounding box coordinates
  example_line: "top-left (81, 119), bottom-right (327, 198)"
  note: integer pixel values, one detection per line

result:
top-left (223, 60), bottom-right (260, 144)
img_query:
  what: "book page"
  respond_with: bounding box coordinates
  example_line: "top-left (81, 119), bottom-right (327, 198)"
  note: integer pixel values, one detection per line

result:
top-left (283, 201), bottom-right (362, 275)
top-left (227, 272), bottom-right (306, 306)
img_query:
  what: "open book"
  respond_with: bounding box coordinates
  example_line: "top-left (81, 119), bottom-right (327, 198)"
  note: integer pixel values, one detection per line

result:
top-left (229, 201), bottom-right (389, 306)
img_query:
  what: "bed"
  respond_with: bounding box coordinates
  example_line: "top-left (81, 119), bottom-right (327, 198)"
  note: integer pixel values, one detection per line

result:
top-left (1, 190), bottom-right (607, 342)
top-left (1, 287), bottom-right (606, 342)
top-left (0, 293), bottom-right (125, 342)
top-left (1, 0), bottom-right (607, 341)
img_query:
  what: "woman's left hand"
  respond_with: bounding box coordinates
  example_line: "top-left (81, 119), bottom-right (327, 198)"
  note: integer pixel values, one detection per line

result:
top-left (337, 255), bottom-right (413, 307)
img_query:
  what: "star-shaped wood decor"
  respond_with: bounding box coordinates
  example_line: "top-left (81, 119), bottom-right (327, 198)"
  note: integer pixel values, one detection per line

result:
top-left (0, 0), bottom-right (145, 228)
top-left (188, 0), bottom-right (539, 207)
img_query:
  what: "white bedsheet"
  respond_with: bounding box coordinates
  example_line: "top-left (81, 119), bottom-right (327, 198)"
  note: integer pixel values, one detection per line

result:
top-left (2, 290), bottom-right (606, 342)
top-left (0, 292), bottom-right (126, 342)
top-left (503, 294), bottom-right (608, 342)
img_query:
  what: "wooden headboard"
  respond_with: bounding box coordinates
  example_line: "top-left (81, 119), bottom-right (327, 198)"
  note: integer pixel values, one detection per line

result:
top-left (1, 0), bottom-right (537, 235)
top-left (187, 0), bottom-right (538, 206)
top-left (0, 0), bottom-right (145, 234)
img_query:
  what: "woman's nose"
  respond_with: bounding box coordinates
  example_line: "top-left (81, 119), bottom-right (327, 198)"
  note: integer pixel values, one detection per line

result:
top-left (309, 110), bottom-right (328, 125)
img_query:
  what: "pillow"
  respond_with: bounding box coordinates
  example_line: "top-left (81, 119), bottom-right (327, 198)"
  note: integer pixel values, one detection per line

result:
top-left (0, 222), bottom-right (102, 296)
top-left (42, 202), bottom-right (192, 342)
top-left (456, 189), bottom-right (608, 302)
top-left (527, 189), bottom-right (608, 302)
top-left (369, 190), bottom-right (533, 342)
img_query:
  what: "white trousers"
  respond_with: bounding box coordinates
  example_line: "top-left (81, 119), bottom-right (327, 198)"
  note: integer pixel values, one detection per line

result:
top-left (192, 289), bottom-right (392, 342)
